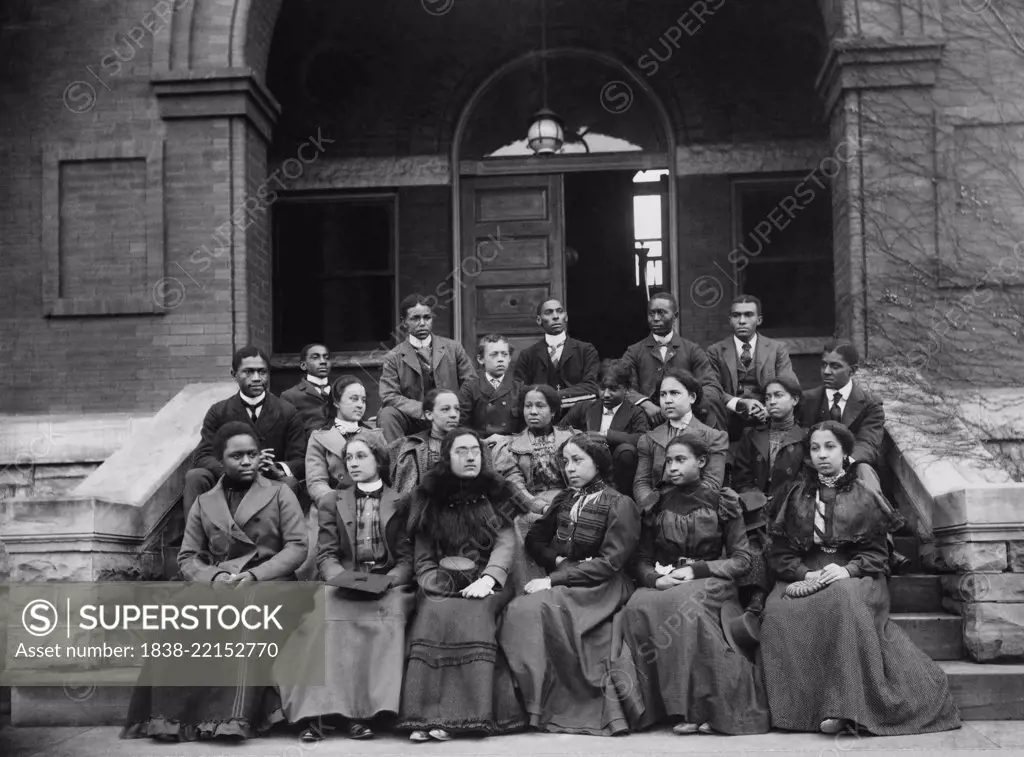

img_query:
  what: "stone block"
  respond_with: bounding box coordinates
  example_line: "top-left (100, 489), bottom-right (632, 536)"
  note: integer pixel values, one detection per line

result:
top-left (943, 572), bottom-right (1024, 602)
top-left (1008, 542), bottom-right (1024, 572)
top-left (0, 467), bottom-right (31, 486)
top-left (963, 602), bottom-right (1024, 662)
top-left (932, 542), bottom-right (1007, 572)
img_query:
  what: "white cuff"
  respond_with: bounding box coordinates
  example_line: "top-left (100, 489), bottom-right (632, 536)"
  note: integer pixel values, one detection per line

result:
top-left (278, 463), bottom-right (292, 478)
top-left (727, 397), bottom-right (740, 413)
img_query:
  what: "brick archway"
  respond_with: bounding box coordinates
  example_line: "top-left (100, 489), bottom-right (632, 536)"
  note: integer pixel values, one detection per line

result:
top-left (152, 0), bottom-right (283, 80)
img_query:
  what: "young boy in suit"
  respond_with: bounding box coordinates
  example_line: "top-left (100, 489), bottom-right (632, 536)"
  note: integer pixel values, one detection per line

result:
top-left (281, 342), bottom-right (332, 441)
top-left (562, 359), bottom-right (649, 494)
top-left (458, 334), bottom-right (525, 442)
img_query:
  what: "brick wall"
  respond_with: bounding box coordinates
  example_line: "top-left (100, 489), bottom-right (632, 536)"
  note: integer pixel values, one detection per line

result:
top-left (3, 0), bottom-right (1023, 420)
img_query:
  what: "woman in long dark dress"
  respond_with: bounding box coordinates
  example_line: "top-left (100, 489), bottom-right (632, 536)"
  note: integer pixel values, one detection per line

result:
top-left (499, 432), bottom-right (640, 736)
top-left (618, 437), bottom-right (769, 736)
top-left (278, 434), bottom-right (414, 742)
top-left (397, 427), bottom-right (527, 742)
top-left (762, 421), bottom-right (962, 736)
top-left (122, 422), bottom-right (307, 742)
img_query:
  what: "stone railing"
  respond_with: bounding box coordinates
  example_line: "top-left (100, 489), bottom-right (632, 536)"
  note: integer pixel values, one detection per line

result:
top-left (0, 383), bottom-right (235, 583)
top-left (866, 372), bottom-right (1024, 662)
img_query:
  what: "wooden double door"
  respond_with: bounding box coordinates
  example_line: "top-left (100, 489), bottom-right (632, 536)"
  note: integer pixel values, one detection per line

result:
top-left (459, 175), bottom-right (565, 359)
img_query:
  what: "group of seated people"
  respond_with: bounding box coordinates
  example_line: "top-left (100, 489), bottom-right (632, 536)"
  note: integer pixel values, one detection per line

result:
top-left (121, 292), bottom-right (962, 744)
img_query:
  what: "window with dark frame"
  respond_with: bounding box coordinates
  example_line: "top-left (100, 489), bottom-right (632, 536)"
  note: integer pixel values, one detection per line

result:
top-left (273, 196), bottom-right (397, 354)
top-left (732, 178), bottom-right (835, 338)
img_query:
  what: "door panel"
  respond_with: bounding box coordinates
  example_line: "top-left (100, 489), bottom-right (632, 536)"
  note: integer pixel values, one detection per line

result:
top-left (461, 175), bottom-right (564, 359)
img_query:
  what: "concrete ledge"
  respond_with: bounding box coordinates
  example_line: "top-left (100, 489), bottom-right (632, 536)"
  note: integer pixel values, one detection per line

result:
top-left (0, 414), bottom-right (151, 466)
top-left (0, 383), bottom-right (236, 582)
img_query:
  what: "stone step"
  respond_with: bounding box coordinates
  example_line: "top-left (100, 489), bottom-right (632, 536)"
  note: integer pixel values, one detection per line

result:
top-left (892, 613), bottom-right (964, 661)
top-left (8, 667), bottom-right (140, 726)
top-left (11, 661), bottom-right (1024, 725)
top-left (890, 573), bottom-right (943, 613)
top-left (941, 660), bottom-right (1024, 720)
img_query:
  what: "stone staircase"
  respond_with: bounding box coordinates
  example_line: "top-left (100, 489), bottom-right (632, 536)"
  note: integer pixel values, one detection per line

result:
top-left (3, 378), bottom-right (1024, 726)
top-left (888, 537), bottom-right (1024, 719)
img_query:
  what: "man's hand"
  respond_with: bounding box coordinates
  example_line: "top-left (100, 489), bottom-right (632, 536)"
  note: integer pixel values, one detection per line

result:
top-left (641, 400), bottom-right (664, 425)
top-left (258, 449), bottom-right (280, 478)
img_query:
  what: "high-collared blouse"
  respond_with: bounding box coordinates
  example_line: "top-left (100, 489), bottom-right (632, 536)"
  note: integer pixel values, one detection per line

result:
top-left (632, 479), bottom-right (751, 588)
top-left (525, 484), bottom-right (641, 588)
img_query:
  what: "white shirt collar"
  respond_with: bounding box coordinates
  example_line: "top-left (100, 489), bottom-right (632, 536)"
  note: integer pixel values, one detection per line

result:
top-left (831, 380), bottom-right (854, 402)
top-left (408, 334), bottom-right (432, 350)
top-left (487, 373), bottom-right (504, 384)
top-left (356, 479), bottom-right (384, 493)
top-left (603, 403), bottom-right (622, 416)
top-left (305, 374), bottom-right (328, 387)
top-left (239, 391), bottom-right (266, 406)
top-left (734, 334), bottom-right (758, 355)
top-left (653, 331), bottom-right (674, 345)
top-left (544, 332), bottom-right (567, 348)
top-left (668, 411), bottom-right (693, 429)
top-left (335, 418), bottom-right (361, 434)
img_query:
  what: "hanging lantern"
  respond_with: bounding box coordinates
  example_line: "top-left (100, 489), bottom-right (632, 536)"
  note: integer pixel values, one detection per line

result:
top-left (527, 108), bottom-right (564, 155)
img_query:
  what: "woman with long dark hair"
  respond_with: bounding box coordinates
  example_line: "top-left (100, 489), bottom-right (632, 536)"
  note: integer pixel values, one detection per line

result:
top-left (397, 427), bottom-right (527, 742)
top-left (762, 421), bottom-right (961, 736)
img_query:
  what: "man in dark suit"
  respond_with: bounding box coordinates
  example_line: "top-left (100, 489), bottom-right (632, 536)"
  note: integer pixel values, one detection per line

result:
top-left (281, 342), bottom-right (332, 440)
top-left (562, 359), bottom-right (649, 494)
top-left (377, 294), bottom-right (476, 443)
top-left (798, 341), bottom-right (884, 468)
top-left (621, 292), bottom-right (727, 431)
top-left (514, 298), bottom-right (600, 415)
top-left (183, 346), bottom-right (306, 519)
top-left (707, 295), bottom-right (798, 443)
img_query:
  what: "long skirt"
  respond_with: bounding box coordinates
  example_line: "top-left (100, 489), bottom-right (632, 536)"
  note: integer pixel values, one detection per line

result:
top-left (499, 573), bottom-right (633, 736)
top-left (277, 584), bottom-right (416, 723)
top-left (397, 580), bottom-right (525, 735)
top-left (763, 565), bottom-right (962, 735)
top-left (122, 649), bottom-right (284, 741)
top-left (615, 578), bottom-right (769, 734)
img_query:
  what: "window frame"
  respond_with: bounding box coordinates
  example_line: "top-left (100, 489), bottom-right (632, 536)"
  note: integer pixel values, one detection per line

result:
top-left (729, 174), bottom-right (835, 348)
top-left (271, 191), bottom-right (399, 367)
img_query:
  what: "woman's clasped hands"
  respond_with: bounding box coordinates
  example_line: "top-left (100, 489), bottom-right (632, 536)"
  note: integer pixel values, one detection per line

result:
top-left (805, 563), bottom-right (851, 585)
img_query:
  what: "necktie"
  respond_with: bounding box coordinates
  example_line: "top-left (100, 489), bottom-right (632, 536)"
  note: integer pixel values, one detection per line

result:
top-left (740, 342), bottom-right (752, 370)
top-left (829, 392), bottom-right (843, 422)
top-left (490, 377), bottom-right (501, 390)
top-left (548, 343), bottom-right (561, 365)
top-left (321, 385), bottom-right (330, 396)
top-left (246, 401), bottom-right (264, 424)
